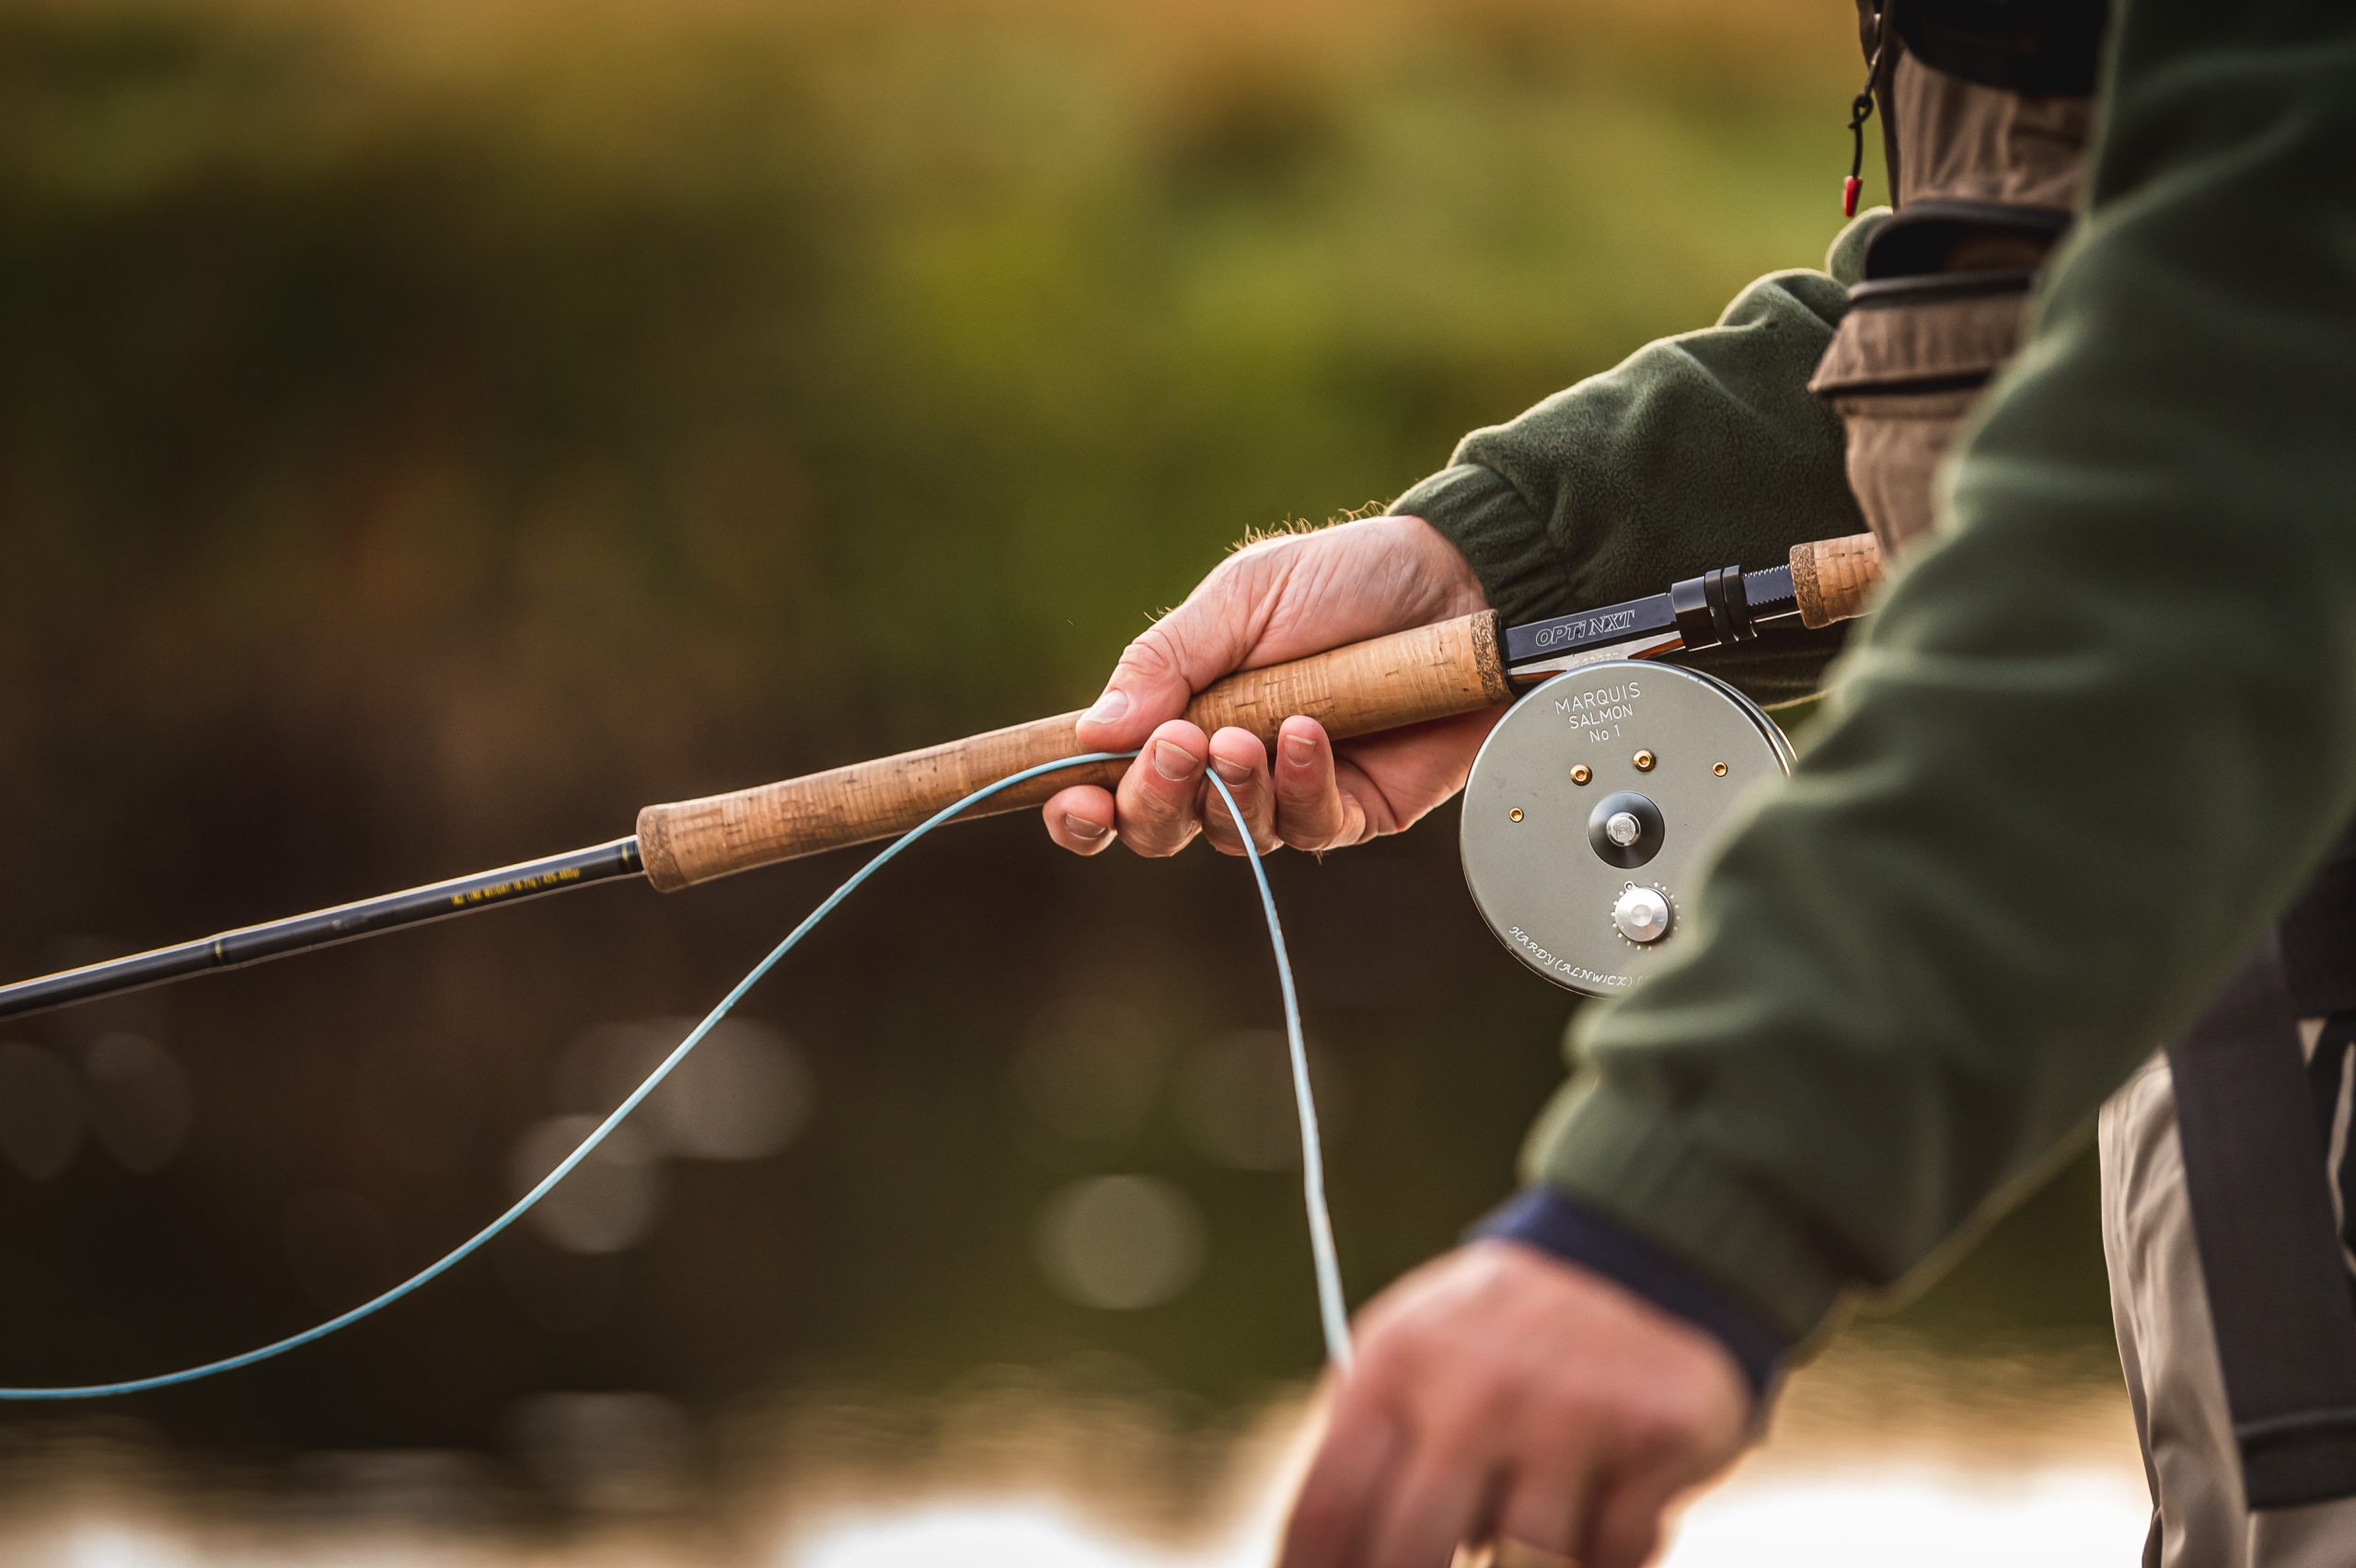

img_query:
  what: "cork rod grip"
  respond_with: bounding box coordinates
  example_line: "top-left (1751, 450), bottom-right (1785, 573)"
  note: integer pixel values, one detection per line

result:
top-left (1789, 532), bottom-right (1886, 628)
top-left (634, 610), bottom-right (1511, 891)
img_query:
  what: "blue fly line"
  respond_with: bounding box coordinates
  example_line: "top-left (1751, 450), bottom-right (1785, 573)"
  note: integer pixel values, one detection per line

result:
top-left (0, 753), bottom-right (1352, 1400)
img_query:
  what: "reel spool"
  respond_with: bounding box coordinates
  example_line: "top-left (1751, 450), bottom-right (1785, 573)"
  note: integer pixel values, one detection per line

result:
top-left (1460, 661), bottom-right (1792, 997)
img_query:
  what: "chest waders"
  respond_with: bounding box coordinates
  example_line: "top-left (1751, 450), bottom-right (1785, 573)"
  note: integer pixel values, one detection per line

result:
top-left (1829, 0), bottom-right (2356, 1511)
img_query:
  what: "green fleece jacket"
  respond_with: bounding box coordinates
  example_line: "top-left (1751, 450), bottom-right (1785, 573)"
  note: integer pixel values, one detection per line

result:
top-left (1399, 0), bottom-right (2356, 1342)
top-left (1396, 218), bottom-right (1874, 708)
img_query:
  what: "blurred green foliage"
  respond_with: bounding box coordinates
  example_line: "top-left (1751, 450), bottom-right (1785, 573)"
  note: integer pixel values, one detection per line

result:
top-left (1, 0), bottom-right (1865, 832)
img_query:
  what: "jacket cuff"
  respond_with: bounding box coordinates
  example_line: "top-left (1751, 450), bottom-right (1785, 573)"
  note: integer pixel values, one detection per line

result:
top-left (1825, 205), bottom-right (1891, 287)
top-left (1523, 1076), bottom-right (1850, 1346)
top-left (1389, 462), bottom-right (1573, 629)
top-left (1473, 1186), bottom-right (1790, 1401)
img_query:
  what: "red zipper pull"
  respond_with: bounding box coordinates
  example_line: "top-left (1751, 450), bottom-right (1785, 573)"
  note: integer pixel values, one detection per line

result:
top-left (1841, 4), bottom-right (1887, 217)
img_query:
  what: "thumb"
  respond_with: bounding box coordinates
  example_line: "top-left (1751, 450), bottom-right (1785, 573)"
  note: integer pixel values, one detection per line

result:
top-left (1079, 568), bottom-right (1265, 750)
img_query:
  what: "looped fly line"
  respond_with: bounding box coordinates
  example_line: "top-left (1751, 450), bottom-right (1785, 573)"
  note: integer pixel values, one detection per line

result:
top-left (0, 753), bottom-right (1352, 1400)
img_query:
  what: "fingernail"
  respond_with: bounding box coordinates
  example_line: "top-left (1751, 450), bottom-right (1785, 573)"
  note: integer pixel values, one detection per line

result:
top-left (1153, 740), bottom-right (1200, 782)
top-left (1210, 755), bottom-right (1253, 785)
top-left (1282, 732), bottom-right (1317, 765)
top-left (1085, 687), bottom-right (1129, 724)
top-left (1062, 813), bottom-right (1108, 841)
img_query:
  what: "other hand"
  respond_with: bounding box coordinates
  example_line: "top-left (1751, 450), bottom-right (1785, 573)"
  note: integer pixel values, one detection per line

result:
top-left (1043, 514), bottom-right (1496, 859)
top-left (1279, 1241), bottom-right (1751, 1568)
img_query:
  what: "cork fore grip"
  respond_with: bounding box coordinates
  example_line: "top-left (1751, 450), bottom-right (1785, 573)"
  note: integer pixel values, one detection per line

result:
top-left (1789, 532), bottom-right (1886, 628)
top-left (634, 610), bottom-right (1510, 891)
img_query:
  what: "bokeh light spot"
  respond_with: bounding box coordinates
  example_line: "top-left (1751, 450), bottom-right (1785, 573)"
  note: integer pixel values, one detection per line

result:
top-left (1034, 1174), bottom-right (1207, 1311)
top-left (80, 1032), bottom-right (194, 1173)
top-left (560, 1017), bottom-right (814, 1162)
top-left (512, 1115), bottom-right (664, 1254)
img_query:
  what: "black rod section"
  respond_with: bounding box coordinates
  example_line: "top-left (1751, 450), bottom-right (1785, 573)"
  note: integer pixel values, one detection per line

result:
top-left (0, 837), bottom-right (645, 1022)
top-left (1504, 591), bottom-right (1679, 668)
top-left (1502, 560), bottom-right (1808, 675)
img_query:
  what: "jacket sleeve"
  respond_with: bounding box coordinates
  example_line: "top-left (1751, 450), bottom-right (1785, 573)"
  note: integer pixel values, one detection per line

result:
top-left (1525, 0), bottom-right (2356, 1342)
top-left (1394, 224), bottom-right (1877, 704)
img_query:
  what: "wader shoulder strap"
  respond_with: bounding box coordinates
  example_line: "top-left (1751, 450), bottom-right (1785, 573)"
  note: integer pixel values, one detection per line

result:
top-left (2168, 934), bottom-right (2356, 1509)
top-left (2279, 835), bottom-right (2356, 1017)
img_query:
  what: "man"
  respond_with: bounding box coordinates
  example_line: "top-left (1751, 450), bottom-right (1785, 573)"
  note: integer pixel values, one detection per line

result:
top-left (1041, 2), bottom-right (2356, 1564)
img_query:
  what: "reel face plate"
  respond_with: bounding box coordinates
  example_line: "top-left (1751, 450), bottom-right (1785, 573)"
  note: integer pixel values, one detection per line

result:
top-left (1460, 661), bottom-right (1791, 997)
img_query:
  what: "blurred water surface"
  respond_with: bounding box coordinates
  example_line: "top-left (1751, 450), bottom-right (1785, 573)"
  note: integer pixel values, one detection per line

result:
top-left (0, 1335), bottom-right (2143, 1563)
top-left (2, 0), bottom-right (2130, 1556)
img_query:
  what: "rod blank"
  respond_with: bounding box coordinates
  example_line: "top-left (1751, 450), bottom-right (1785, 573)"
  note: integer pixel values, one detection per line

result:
top-left (0, 839), bottom-right (644, 1022)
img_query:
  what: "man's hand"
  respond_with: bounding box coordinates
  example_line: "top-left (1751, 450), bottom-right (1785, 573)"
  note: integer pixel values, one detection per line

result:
top-left (1281, 1242), bottom-right (1751, 1568)
top-left (1043, 513), bottom-right (1496, 858)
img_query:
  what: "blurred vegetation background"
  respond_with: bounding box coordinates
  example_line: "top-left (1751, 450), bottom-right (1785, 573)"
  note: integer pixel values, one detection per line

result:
top-left (0, 0), bottom-right (2109, 1536)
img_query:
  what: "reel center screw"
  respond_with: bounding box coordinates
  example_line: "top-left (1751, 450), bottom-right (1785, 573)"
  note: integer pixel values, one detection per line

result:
top-left (1604, 810), bottom-right (1644, 847)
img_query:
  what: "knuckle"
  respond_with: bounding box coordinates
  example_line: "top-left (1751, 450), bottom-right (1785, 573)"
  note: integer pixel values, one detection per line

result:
top-left (1116, 623), bottom-right (1184, 688)
top-left (1355, 1319), bottom-right (1435, 1387)
top-left (1270, 786), bottom-right (1339, 846)
top-left (1584, 1385), bottom-right (1703, 1477)
top-left (1609, 1401), bottom-right (1681, 1468)
top-left (1425, 1382), bottom-right (1510, 1451)
top-left (1122, 809), bottom-right (1199, 857)
top-left (1536, 1378), bottom-right (1602, 1435)
top-left (1199, 822), bottom-right (1247, 857)
top-left (1272, 767), bottom-right (1328, 811)
top-left (1277, 817), bottom-right (1341, 853)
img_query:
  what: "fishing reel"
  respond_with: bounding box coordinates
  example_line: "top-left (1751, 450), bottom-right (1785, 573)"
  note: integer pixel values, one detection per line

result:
top-left (1460, 661), bottom-right (1792, 997)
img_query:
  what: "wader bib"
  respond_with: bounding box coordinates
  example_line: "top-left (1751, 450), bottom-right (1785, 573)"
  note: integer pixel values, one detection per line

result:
top-left (1815, 1), bottom-right (2356, 1541)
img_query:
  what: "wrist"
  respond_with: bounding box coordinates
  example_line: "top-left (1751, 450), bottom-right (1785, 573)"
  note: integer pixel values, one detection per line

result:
top-left (1472, 1185), bottom-right (1791, 1404)
top-left (1390, 463), bottom-right (1565, 628)
top-left (1376, 511), bottom-right (1490, 621)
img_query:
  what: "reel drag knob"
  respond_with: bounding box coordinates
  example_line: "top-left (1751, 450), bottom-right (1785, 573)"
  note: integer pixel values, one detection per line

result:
top-left (1611, 884), bottom-right (1672, 944)
top-left (1458, 661), bottom-right (1793, 997)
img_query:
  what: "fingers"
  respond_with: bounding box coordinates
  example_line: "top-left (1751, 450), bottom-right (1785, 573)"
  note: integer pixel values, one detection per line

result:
top-left (1278, 1386), bottom-right (1406, 1568)
top-left (1365, 1448), bottom-right (1501, 1568)
top-left (1484, 1542), bottom-right (1583, 1568)
top-left (1045, 720), bottom-right (1345, 860)
top-left (1110, 720), bottom-right (1209, 858)
top-left (1040, 784), bottom-right (1117, 856)
top-left (1490, 1424), bottom-right (1598, 1565)
top-left (1278, 1246), bottom-right (1752, 1568)
top-left (1272, 717), bottom-right (1364, 850)
top-left (1202, 727), bottom-right (1279, 857)
top-left (1582, 1467), bottom-right (1682, 1568)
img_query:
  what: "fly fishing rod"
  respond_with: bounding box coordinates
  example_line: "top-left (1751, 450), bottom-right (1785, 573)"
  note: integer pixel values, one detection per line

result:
top-left (0, 533), bottom-right (1884, 1022)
